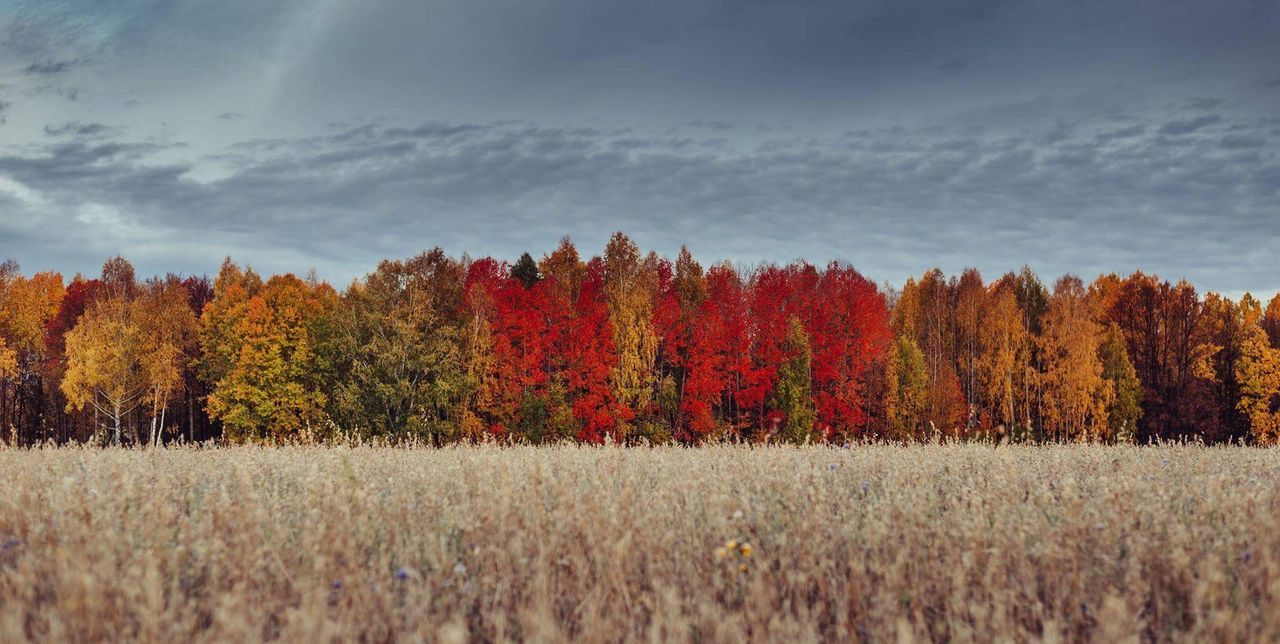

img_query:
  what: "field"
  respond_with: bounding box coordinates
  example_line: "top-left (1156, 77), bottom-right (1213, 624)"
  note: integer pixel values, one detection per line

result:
top-left (1, 445), bottom-right (1277, 642)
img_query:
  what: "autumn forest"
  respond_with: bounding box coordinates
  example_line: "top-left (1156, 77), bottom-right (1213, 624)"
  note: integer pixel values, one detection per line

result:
top-left (1, 232), bottom-right (1278, 447)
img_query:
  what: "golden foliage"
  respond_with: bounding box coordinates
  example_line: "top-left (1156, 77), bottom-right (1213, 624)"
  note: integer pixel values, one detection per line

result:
top-left (1037, 276), bottom-right (1110, 441)
top-left (1237, 321), bottom-right (1280, 445)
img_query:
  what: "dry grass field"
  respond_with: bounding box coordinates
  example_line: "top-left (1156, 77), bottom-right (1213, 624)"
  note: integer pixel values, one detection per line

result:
top-left (0, 445), bottom-right (1277, 642)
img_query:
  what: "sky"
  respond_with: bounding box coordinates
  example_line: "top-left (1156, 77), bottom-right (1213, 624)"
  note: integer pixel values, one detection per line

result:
top-left (0, 0), bottom-right (1277, 295)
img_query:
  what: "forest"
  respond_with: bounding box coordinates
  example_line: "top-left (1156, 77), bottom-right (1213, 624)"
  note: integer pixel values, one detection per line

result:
top-left (1, 232), bottom-right (1278, 447)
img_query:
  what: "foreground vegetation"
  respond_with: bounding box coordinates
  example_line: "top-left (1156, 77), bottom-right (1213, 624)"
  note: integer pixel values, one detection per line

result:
top-left (1, 444), bottom-right (1276, 641)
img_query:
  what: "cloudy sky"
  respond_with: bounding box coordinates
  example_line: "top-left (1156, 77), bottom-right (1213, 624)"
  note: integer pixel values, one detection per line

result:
top-left (0, 0), bottom-right (1277, 294)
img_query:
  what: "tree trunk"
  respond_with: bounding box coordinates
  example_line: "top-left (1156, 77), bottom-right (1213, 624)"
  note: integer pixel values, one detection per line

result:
top-left (158, 393), bottom-right (168, 448)
top-left (112, 400), bottom-right (122, 446)
top-left (150, 391), bottom-right (159, 448)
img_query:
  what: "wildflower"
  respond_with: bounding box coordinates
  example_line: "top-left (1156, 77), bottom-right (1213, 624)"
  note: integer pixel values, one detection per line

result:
top-left (714, 546), bottom-right (728, 561)
top-left (739, 563), bottom-right (748, 573)
top-left (724, 539), bottom-right (737, 550)
top-left (394, 566), bottom-right (419, 581)
top-left (739, 543), bottom-right (752, 558)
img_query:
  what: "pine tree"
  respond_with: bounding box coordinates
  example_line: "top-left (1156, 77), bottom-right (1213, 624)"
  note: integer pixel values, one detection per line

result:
top-left (511, 252), bottom-right (541, 289)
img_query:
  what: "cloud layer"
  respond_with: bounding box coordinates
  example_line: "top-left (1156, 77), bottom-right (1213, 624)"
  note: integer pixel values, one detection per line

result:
top-left (0, 0), bottom-right (1277, 294)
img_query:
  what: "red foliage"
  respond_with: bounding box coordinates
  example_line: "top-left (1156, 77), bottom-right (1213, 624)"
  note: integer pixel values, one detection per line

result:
top-left (44, 276), bottom-right (104, 362)
top-left (805, 263), bottom-right (892, 438)
top-left (464, 257), bottom-right (554, 434)
top-left (567, 259), bottom-right (624, 443)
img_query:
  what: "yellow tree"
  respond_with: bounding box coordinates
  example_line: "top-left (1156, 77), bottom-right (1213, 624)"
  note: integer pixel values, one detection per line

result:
top-left (136, 277), bottom-right (199, 446)
top-left (539, 236), bottom-right (586, 302)
top-left (0, 337), bottom-right (13, 381)
top-left (976, 279), bottom-right (1029, 434)
top-left (461, 264), bottom-right (497, 439)
top-left (1236, 309), bottom-right (1280, 445)
top-left (1037, 276), bottom-right (1110, 441)
top-left (603, 232), bottom-right (658, 433)
top-left (900, 270), bottom-right (965, 435)
top-left (198, 258), bottom-right (262, 389)
top-left (61, 297), bottom-right (146, 445)
top-left (0, 264), bottom-right (16, 385)
top-left (0, 265), bottom-right (65, 442)
top-left (892, 277), bottom-right (920, 340)
top-left (206, 274), bottom-right (335, 443)
top-left (1263, 293), bottom-right (1280, 349)
top-left (0, 264), bottom-right (23, 385)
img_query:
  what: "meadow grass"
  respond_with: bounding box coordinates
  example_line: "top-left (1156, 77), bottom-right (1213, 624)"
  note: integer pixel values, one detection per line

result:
top-left (0, 444), bottom-right (1277, 642)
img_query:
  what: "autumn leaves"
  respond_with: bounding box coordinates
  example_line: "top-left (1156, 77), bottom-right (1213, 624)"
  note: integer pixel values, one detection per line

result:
top-left (1, 233), bottom-right (1279, 445)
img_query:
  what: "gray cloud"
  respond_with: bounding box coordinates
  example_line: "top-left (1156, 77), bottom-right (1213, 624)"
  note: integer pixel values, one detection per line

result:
top-left (0, 0), bottom-right (1277, 296)
top-left (1, 106), bottom-right (1277, 294)
top-left (1159, 115), bottom-right (1224, 136)
top-left (42, 121), bottom-right (121, 138)
top-left (23, 57), bottom-right (83, 75)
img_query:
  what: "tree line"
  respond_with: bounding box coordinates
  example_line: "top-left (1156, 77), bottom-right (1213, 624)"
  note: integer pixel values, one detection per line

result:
top-left (1, 233), bottom-right (1278, 446)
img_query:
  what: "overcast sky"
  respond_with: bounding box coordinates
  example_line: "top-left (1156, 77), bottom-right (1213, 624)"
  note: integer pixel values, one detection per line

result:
top-left (1, 0), bottom-right (1277, 295)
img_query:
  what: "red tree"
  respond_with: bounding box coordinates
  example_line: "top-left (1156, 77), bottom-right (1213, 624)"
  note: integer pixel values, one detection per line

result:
top-left (567, 259), bottom-right (625, 443)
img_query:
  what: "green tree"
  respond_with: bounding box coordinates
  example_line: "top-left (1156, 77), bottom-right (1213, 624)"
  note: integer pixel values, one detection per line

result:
top-left (885, 333), bottom-right (928, 440)
top-left (772, 317), bottom-right (817, 444)
top-left (510, 252), bottom-right (542, 289)
top-left (1099, 324), bottom-right (1142, 443)
top-left (328, 253), bottom-right (471, 444)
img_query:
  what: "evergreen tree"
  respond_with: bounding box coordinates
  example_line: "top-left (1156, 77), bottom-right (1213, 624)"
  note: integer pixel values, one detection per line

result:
top-left (511, 252), bottom-right (541, 289)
